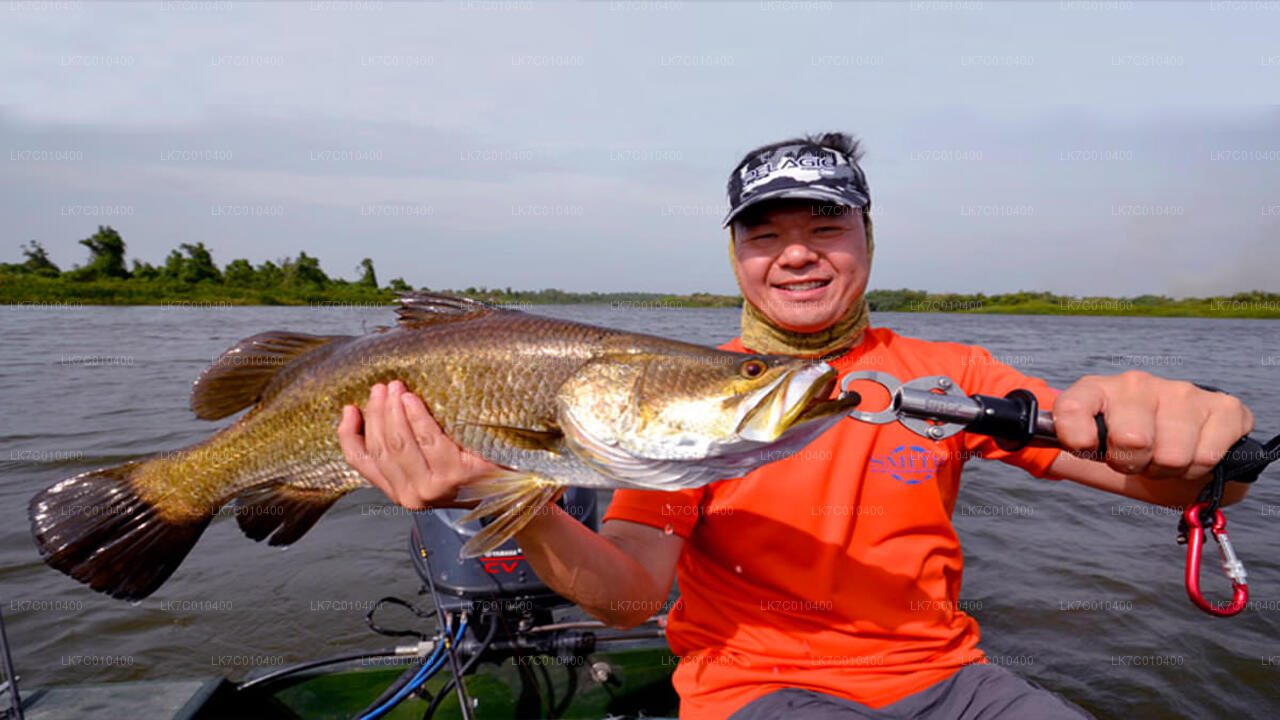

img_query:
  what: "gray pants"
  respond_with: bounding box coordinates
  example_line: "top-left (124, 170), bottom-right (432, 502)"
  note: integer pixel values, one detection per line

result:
top-left (727, 664), bottom-right (1093, 720)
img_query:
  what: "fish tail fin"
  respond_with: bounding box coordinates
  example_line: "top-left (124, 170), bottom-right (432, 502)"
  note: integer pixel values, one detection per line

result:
top-left (456, 470), bottom-right (564, 558)
top-left (29, 462), bottom-right (212, 600)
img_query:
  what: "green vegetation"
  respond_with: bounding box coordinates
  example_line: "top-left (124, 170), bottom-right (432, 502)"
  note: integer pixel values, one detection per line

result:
top-left (0, 227), bottom-right (740, 308)
top-left (1, 227), bottom-right (395, 306)
top-left (464, 288), bottom-right (741, 308)
top-left (2, 228), bottom-right (1276, 317)
top-left (864, 289), bottom-right (1280, 319)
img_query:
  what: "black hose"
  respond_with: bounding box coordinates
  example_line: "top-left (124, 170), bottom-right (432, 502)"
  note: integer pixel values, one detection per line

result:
top-left (551, 657), bottom-right (578, 718)
top-left (421, 552), bottom-right (475, 720)
top-left (235, 649), bottom-right (404, 693)
top-left (537, 660), bottom-right (557, 717)
top-left (238, 592), bottom-right (444, 696)
top-left (366, 596), bottom-right (436, 639)
top-left (498, 606), bottom-right (545, 715)
top-left (349, 593), bottom-right (441, 715)
top-left (0, 606), bottom-right (23, 720)
top-left (421, 617), bottom-right (500, 720)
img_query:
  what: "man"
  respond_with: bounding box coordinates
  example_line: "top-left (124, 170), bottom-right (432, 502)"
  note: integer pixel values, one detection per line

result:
top-left (336, 133), bottom-right (1253, 719)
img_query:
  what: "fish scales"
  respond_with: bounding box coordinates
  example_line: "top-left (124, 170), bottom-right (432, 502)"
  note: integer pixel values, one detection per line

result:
top-left (28, 294), bottom-right (860, 599)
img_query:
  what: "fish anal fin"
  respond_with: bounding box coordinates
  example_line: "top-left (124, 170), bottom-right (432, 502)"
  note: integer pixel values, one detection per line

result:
top-left (233, 482), bottom-right (346, 546)
top-left (395, 293), bottom-right (507, 329)
top-left (456, 471), bottom-right (564, 558)
top-left (192, 331), bottom-right (351, 420)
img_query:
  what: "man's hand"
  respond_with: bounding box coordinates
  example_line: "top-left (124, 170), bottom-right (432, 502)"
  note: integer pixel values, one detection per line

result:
top-left (337, 383), bottom-right (679, 629)
top-left (337, 380), bottom-right (502, 509)
top-left (1054, 370), bottom-right (1255, 481)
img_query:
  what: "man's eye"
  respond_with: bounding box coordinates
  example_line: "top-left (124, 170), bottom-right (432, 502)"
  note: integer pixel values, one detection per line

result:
top-left (814, 226), bottom-right (841, 234)
top-left (748, 233), bottom-right (778, 242)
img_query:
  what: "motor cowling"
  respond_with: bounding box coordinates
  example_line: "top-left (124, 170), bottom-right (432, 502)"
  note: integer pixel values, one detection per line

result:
top-left (408, 488), bottom-right (599, 614)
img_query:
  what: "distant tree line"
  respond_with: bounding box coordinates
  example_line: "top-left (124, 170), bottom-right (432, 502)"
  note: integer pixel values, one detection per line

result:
top-left (864, 288), bottom-right (1280, 318)
top-left (0, 227), bottom-right (738, 307)
top-left (2, 227), bottom-right (1274, 316)
top-left (0, 226), bottom-right (402, 292)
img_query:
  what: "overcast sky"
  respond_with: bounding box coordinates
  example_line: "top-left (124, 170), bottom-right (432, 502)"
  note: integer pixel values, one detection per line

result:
top-left (2, 0), bottom-right (1278, 297)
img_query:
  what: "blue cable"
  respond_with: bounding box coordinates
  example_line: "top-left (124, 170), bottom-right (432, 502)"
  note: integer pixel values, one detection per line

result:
top-left (358, 616), bottom-right (468, 720)
top-left (358, 648), bottom-right (443, 720)
top-left (358, 618), bottom-right (463, 720)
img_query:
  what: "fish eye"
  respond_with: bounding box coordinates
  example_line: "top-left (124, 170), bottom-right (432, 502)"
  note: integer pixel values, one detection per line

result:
top-left (739, 359), bottom-right (766, 378)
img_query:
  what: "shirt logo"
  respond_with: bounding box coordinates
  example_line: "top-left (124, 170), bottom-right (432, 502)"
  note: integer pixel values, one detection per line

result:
top-left (870, 445), bottom-right (939, 485)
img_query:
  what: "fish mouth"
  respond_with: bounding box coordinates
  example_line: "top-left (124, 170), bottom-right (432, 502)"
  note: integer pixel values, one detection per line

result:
top-left (736, 364), bottom-right (859, 442)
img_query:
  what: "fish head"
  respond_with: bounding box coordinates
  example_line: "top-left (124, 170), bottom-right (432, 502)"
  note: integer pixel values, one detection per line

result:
top-left (558, 351), bottom-right (859, 464)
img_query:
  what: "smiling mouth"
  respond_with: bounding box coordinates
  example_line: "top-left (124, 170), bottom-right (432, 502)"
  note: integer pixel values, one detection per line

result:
top-left (773, 279), bottom-right (830, 291)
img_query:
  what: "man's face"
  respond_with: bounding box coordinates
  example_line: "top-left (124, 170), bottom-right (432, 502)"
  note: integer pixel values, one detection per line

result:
top-left (731, 199), bottom-right (868, 334)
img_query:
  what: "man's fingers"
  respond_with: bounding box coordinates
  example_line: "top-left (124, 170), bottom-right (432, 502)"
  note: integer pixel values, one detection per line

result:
top-left (401, 391), bottom-right (443, 449)
top-left (400, 391), bottom-right (465, 477)
top-left (337, 402), bottom-right (361, 436)
top-left (337, 404), bottom-right (394, 496)
top-left (1190, 396), bottom-right (1253, 480)
top-left (360, 383), bottom-right (413, 500)
top-left (1147, 399), bottom-right (1200, 479)
top-left (337, 404), bottom-right (373, 471)
top-left (385, 382), bottom-right (432, 486)
top-left (1102, 385), bottom-right (1157, 475)
top-left (1239, 400), bottom-right (1256, 438)
top-left (1053, 378), bottom-right (1106, 453)
top-left (336, 382), bottom-right (495, 510)
top-left (363, 383), bottom-right (388, 460)
top-left (1057, 373), bottom-right (1258, 483)
top-left (403, 392), bottom-right (500, 496)
top-left (384, 381), bottom-right (410, 453)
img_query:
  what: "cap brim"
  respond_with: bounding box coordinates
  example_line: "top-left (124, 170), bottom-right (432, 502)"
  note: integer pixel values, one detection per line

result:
top-left (721, 187), bottom-right (861, 227)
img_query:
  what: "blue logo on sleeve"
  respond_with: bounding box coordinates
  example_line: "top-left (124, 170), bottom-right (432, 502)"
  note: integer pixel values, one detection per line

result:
top-left (870, 445), bottom-right (940, 485)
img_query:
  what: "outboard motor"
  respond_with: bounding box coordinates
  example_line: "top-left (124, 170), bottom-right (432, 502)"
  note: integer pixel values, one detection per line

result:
top-left (408, 487), bottom-right (599, 615)
top-left (240, 488), bottom-right (674, 719)
top-left (348, 489), bottom-right (674, 720)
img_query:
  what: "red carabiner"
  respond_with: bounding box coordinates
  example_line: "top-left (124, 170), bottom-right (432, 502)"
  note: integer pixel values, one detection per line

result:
top-left (1182, 502), bottom-right (1248, 617)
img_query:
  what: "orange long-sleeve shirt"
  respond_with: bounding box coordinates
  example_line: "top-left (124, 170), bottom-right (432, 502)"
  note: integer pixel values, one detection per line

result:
top-left (603, 328), bottom-right (1063, 719)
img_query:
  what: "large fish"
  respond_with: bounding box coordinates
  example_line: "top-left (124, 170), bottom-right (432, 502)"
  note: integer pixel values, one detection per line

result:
top-left (29, 294), bottom-right (859, 600)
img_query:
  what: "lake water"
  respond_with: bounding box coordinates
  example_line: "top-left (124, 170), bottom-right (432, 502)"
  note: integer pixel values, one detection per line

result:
top-left (1, 305), bottom-right (1278, 717)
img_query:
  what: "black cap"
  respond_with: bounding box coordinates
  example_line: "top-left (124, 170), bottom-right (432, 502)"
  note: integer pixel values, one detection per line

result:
top-left (723, 142), bottom-right (869, 227)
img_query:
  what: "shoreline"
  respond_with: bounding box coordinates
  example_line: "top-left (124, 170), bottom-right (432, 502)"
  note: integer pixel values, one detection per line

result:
top-left (3, 300), bottom-right (1277, 319)
top-left (1, 280), bottom-right (1276, 318)
top-left (6, 231), bottom-right (1274, 318)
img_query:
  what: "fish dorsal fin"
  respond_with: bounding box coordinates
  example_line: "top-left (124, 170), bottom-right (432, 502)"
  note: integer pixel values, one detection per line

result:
top-left (192, 331), bottom-right (349, 420)
top-left (395, 292), bottom-right (508, 328)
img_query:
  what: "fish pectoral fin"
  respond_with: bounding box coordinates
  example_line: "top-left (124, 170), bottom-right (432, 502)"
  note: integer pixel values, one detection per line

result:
top-left (460, 423), bottom-right (564, 453)
top-left (232, 482), bottom-right (347, 546)
top-left (394, 292), bottom-right (510, 328)
top-left (456, 470), bottom-right (564, 558)
top-left (192, 331), bottom-right (351, 420)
